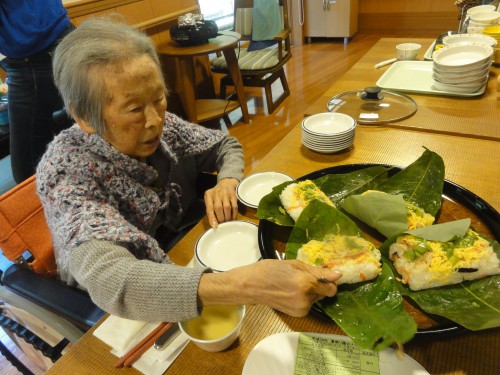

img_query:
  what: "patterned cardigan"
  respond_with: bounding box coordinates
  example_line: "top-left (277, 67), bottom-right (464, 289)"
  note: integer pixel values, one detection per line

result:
top-left (36, 112), bottom-right (244, 288)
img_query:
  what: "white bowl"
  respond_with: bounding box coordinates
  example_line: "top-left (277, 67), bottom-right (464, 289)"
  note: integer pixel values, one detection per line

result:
top-left (467, 5), bottom-right (496, 16)
top-left (396, 43), bottom-right (421, 60)
top-left (302, 112), bottom-right (356, 136)
top-left (433, 43), bottom-right (493, 69)
top-left (470, 11), bottom-right (500, 25)
top-left (433, 74), bottom-right (488, 87)
top-left (443, 33), bottom-right (497, 48)
top-left (432, 64), bottom-right (491, 83)
top-left (236, 171), bottom-right (293, 209)
top-left (433, 60), bottom-right (491, 77)
top-left (179, 305), bottom-right (245, 352)
top-left (194, 221), bottom-right (261, 272)
top-left (467, 26), bottom-right (486, 34)
top-left (433, 79), bottom-right (486, 93)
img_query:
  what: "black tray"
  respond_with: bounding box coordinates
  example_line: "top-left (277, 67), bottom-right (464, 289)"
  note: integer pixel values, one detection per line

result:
top-left (257, 163), bottom-right (500, 336)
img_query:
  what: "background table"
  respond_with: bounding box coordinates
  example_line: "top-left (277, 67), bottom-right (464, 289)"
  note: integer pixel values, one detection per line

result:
top-left (305, 38), bottom-right (500, 141)
top-left (159, 31), bottom-right (250, 124)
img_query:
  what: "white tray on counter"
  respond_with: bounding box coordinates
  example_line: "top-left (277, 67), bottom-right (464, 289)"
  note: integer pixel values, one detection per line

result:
top-left (376, 61), bottom-right (487, 97)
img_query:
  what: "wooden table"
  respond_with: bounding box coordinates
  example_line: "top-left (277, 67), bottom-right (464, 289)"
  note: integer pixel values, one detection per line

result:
top-left (45, 38), bottom-right (499, 375)
top-left (158, 31), bottom-right (250, 124)
top-left (306, 38), bottom-right (500, 141)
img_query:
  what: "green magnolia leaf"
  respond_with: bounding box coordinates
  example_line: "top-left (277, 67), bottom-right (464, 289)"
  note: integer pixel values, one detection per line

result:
top-left (284, 201), bottom-right (417, 350)
top-left (314, 166), bottom-right (390, 204)
top-left (256, 166), bottom-right (389, 226)
top-left (285, 200), bottom-right (361, 260)
top-left (256, 181), bottom-right (296, 226)
top-left (373, 148), bottom-right (445, 216)
top-left (380, 233), bottom-right (500, 331)
top-left (406, 218), bottom-right (471, 242)
top-left (401, 275), bottom-right (500, 331)
top-left (318, 263), bottom-right (417, 350)
top-left (342, 191), bottom-right (408, 238)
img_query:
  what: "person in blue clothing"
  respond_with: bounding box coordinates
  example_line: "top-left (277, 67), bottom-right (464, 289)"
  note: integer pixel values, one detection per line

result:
top-left (0, 0), bottom-right (74, 183)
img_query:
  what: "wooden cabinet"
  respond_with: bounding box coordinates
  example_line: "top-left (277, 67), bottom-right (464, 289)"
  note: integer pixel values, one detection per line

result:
top-left (304, 0), bottom-right (359, 44)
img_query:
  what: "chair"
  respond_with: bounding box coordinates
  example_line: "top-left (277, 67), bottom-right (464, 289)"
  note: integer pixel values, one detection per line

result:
top-left (210, 0), bottom-right (292, 114)
top-left (0, 175), bottom-right (105, 371)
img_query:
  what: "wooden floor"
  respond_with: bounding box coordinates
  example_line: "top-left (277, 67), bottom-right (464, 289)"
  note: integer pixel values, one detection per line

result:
top-left (218, 33), bottom-right (384, 171)
top-left (0, 32), bottom-right (432, 374)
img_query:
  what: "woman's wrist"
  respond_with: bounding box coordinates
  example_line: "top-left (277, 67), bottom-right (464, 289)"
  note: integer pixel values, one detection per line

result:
top-left (198, 270), bottom-right (250, 307)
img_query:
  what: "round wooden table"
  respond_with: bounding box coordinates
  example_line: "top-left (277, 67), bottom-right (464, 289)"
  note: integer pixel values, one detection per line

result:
top-left (158, 31), bottom-right (250, 124)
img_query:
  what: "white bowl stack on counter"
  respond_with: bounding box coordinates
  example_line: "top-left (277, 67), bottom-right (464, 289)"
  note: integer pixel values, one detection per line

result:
top-left (431, 42), bottom-right (494, 94)
top-left (301, 112), bottom-right (356, 154)
top-left (466, 5), bottom-right (499, 34)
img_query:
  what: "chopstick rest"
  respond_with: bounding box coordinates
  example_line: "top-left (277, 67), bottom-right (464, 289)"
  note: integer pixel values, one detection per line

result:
top-left (114, 322), bottom-right (175, 368)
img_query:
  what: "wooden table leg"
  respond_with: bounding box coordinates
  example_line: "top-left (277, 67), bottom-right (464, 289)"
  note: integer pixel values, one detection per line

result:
top-left (222, 48), bottom-right (250, 123)
top-left (178, 57), bottom-right (198, 123)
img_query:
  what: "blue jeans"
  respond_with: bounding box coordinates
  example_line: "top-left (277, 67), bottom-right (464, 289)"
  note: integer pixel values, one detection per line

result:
top-left (0, 24), bottom-right (73, 183)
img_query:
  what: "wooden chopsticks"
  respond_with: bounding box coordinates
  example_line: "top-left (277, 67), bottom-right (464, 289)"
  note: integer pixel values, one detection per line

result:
top-left (114, 321), bottom-right (175, 368)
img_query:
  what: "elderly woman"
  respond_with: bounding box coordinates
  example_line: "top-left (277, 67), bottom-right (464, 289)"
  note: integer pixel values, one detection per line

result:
top-left (36, 18), bottom-right (341, 323)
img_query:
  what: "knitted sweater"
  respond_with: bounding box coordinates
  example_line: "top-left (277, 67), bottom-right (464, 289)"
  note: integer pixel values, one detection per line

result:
top-left (36, 112), bottom-right (244, 322)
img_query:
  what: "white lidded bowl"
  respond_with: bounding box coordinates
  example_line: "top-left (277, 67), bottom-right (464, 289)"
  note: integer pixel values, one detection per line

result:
top-left (194, 221), bottom-right (261, 272)
top-left (443, 33), bottom-right (497, 48)
top-left (236, 171), bottom-right (293, 209)
top-left (466, 5), bottom-right (496, 16)
top-left (179, 305), bottom-right (246, 352)
top-left (467, 26), bottom-right (486, 34)
top-left (433, 43), bottom-right (493, 70)
top-left (469, 11), bottom-right (500, 25)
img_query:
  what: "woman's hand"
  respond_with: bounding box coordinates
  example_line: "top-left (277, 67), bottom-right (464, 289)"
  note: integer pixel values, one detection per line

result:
top-left (198, 260), bottom-right (342, 317)
top-left (204, 178), bottom-right (239, 227)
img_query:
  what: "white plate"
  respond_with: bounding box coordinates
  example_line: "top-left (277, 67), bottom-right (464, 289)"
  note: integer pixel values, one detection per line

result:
top-left (302, 136), bottom-right (354, 147)
top-left (376, 61), bottom-right (487, 97)
top-left (302, 132), bottom-right (355, 143)
top-left (242, 332), bottom-right (430, 375)
top-left (302, 141), bottom-right (352, 154)
top-left (302, 113), bottom-right (356, 136)
top-left (236, 172), bottom-right (293, 209)
top-left (194, 221), bottom-right (261, 271)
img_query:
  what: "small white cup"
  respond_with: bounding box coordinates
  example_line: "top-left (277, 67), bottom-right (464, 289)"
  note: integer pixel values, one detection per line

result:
top-left (179, 305), bottom-right (246, 352)
top-left (396, 43), bottom-right (422, 60)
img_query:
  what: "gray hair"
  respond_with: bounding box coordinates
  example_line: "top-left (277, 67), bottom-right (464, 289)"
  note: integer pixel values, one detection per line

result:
top-left (52, 17), bottom-right (166, 135)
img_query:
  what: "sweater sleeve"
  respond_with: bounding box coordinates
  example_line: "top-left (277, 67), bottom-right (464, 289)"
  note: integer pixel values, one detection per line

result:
top-left (201, 135), bottom-right (245, 182)
top-left (69, 239), bottom-right (210, 322)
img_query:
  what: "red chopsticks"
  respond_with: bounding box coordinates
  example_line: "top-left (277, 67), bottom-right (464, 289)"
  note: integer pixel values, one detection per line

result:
top-left (114, 322), bottom-right (175, 368)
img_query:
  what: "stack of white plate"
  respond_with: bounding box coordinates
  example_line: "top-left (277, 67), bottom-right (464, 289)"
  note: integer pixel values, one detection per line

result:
top-left (301, 112), bottom-right (356, 153)
top-left (432, 43), bottom-right (493, 93)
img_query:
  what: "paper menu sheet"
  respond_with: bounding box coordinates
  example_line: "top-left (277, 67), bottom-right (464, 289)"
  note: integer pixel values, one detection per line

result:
top-left (294, 334), bottom-right (380, 375)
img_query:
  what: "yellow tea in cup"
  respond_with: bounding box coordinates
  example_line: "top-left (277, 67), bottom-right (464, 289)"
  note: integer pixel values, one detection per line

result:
top-left (184, 305), bottom-right (240, 340)
top-left (179, 305), bottom-right (246, 352)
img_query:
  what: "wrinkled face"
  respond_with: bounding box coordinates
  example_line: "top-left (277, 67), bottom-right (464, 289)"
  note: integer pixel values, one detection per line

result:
top-left (100, 54), bottom-right (167, 159)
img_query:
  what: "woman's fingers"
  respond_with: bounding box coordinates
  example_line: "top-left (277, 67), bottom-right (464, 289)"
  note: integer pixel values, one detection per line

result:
top-left (204, 178), bottom-right (239, 227)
